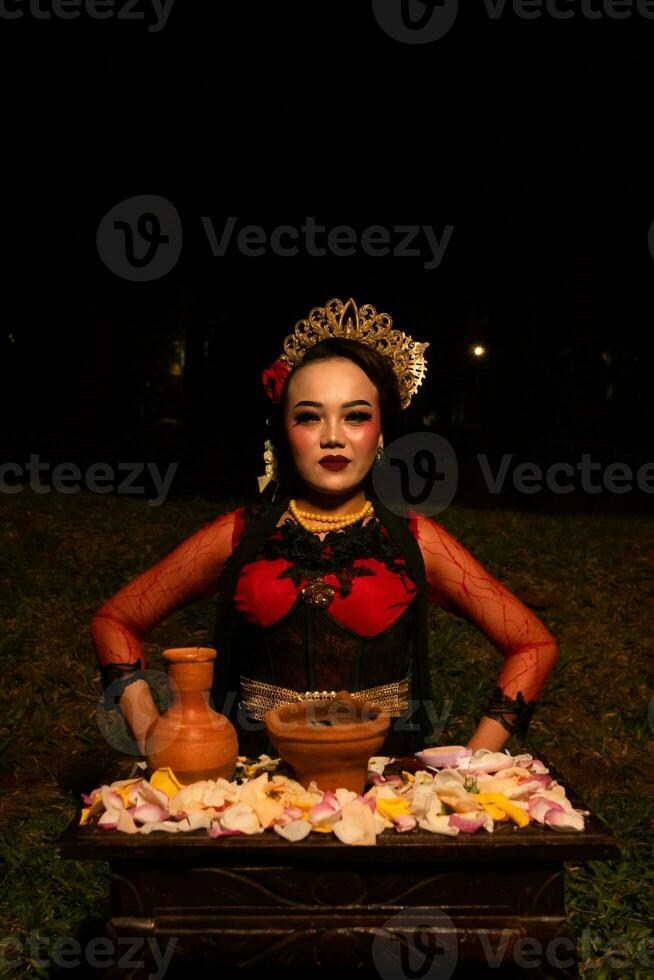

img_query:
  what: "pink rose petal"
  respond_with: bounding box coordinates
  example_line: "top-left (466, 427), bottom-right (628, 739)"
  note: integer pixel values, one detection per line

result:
top-left (132, 804), bottom-right (169, 825)
top-left (544, 809), bottom-right (585, 831)
top-left (394, 814), bottom-right (417, 833)
top-left (448, 814), bottom-right (485, 833)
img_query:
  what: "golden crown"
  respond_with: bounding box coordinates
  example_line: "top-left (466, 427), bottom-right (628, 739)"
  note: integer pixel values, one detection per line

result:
top-left (275, 297), bottom-right (429, 410)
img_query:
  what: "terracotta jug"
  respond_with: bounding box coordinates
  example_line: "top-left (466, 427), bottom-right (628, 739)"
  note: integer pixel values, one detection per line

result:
top-left (145, 647), bottom-right (239, 784)
top-left (265, 690), bottom-right (390, 794)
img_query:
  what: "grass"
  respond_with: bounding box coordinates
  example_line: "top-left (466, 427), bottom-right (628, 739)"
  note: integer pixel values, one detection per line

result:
top-left (0, 489), bottom-right (653, 977)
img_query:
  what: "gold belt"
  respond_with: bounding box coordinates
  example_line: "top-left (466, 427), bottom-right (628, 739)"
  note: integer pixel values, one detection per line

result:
top-left (239, 674), bottom-right (410, 720)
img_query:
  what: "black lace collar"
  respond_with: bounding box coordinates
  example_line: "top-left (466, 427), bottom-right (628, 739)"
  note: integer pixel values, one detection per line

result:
top-left (259, 513), bottom-right (417, 599)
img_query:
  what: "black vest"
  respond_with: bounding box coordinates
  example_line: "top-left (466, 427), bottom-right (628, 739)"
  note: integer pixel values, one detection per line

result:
top-left (211, 493), bottom-right (436, 759)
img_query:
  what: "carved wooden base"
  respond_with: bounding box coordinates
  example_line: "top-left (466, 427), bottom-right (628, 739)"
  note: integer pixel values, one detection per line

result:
top-left (57, 754), bottom-right (619, 978)
top-left (103, 860), bottom-right (581, 978)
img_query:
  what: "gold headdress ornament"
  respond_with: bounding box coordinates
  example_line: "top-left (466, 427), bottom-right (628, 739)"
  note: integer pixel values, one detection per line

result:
top-left (258, 296), bottom-right (430, 493)
top-left (265, 296), bottom-right (429, 410)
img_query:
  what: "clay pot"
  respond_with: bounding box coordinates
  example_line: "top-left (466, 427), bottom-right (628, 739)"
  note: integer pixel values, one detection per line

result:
top-left (145, 647), bottom-right (238, 784)
top-left (264, 690), bottom-right (390, 794)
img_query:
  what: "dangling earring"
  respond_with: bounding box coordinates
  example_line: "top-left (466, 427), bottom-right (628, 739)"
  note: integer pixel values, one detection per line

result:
top-left (257, 439), bottom-right (279, 494)
top-left (375, 446), bottom-right (384, 464)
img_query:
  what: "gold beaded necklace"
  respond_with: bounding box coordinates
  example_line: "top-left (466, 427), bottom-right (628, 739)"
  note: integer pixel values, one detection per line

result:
top-left (289, 498), bottom-right (374, 534)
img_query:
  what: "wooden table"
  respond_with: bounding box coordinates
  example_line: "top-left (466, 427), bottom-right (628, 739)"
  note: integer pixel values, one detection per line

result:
top-left (56, 752), bottom-right (620, 979)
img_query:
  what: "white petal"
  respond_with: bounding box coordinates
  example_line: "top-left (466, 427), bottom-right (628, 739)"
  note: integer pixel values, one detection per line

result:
top-left (418, 812), bottom-right (460, 836)
top-left (545, 809), bottom-right (585, 831)
top-left (274, 819), bottom-right (312, 841)
top-left (98, 808), bottom-right (121, 830)
top-left (178, 812), bottom-right (212, 831)
top-left (220, 803), bottom-right (262, 835)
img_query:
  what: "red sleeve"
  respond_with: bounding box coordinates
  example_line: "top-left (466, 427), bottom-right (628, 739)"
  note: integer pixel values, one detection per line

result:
top-left (232, 506), bottom-right (247, 549)
top-left (410, 512), bottom-right (559, 704)
top-left (90, 508), bottom-right (239, 671)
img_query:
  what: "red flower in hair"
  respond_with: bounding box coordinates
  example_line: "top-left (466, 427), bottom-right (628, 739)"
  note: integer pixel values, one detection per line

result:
top-left (262, 358), bottom-right (292, 404)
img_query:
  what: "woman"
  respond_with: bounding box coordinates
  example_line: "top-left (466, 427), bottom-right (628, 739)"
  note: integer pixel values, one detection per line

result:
top-left (91, 298), bottom-right (559, 762)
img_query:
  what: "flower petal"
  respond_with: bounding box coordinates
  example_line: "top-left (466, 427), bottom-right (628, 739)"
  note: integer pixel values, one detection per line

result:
top-left (149, 768), bottom-right (186, 798)
top-left (333, 801), bottom-right (377, 845)
top-left (220, 802), bottom-right (262, 835)
top-left (132, 804), bottom-right (169, 825)
top-left (544, 808), bottom-right (585, 831)
top-left (98, 808), bottom-right (121, 830)
top-left (274, 819), bottom-right (312, 842)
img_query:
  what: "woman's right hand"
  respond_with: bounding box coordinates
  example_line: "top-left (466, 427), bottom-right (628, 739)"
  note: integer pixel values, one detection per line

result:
top-left (91, 509), bottom-right (241, 754)
top-left (119, 679), bottom-right (160, 757)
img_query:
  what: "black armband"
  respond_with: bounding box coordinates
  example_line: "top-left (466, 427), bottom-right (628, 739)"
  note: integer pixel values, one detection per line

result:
top-left (99, 659), bottom-right (146, 711)
top-left (485, 686), bottom-right (539, 742)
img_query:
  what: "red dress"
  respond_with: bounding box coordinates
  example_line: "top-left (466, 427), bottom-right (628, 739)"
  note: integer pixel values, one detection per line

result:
top-left (229, 507), bottom-right (419, 694)
top-left (91, 500), bottom-right (559, 757)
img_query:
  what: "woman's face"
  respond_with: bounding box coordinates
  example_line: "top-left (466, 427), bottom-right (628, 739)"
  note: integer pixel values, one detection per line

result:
top-left (283, 357), bottom-right (384, 498)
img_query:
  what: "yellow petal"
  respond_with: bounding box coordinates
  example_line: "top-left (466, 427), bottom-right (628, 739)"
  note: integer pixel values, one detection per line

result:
top-left (149, 767), bottom-right (186, 799)
top-left (289, 799), bottom-right (314, 812)
top-left (376, 797), bottom-right (411, 820)
top-left (477, 792), bottom-right (529, 827)
top-left (401, 771), bottom-right (415, 782)
top-left (479, 801), bottom-right (508, 821)
top-left (114, 781), bottom-right (141, 808)
top-left (79, 794), bottom-right (105, 825)
top-left (311, 823), bottom-right (334, 833)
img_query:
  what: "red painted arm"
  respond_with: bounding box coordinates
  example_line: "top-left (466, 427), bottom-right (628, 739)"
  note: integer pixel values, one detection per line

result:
top-left (412, 514), bottom-right (559, 747)
top-left (90, 509), bottom-right (240, 670)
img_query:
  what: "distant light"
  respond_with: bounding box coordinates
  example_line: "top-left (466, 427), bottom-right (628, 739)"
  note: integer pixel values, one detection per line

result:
top-left (471, 345), bottom-right (486, 358)
top-left (172, 339), bottom-right (186, 370)
top-left (8, 333), bottom-right (15, 344)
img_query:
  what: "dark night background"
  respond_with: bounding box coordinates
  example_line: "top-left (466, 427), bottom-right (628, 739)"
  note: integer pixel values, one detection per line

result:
top-left (2, 1), bottom-right (653, 512)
